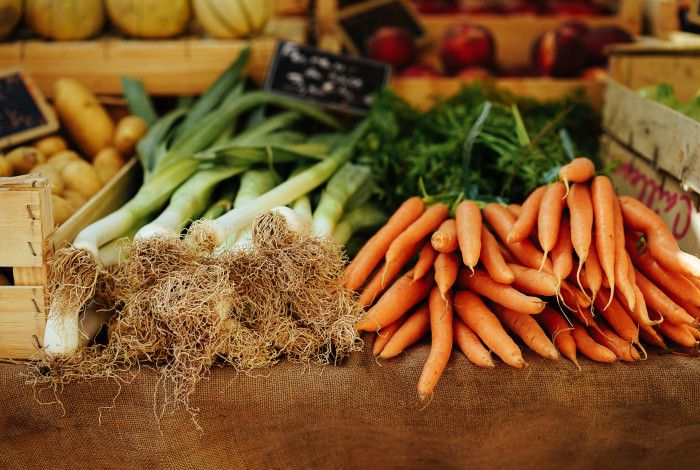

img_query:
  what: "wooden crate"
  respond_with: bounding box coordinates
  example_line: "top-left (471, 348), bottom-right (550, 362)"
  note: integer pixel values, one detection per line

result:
top-left (603, 79), bottom-right (700, 192)
top-left (0, 17), bottom-right (306, 97)
top-left (276, 0), bottom-right (310, 16)
top-left (0, 159), bottom-right (140, 359)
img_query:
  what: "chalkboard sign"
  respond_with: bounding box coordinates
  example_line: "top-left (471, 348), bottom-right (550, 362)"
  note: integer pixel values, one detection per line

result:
top-left (0, 68), bottom-right (58, 150)
top-left (264, 41), bottom-right (392, 115)
top-left (337, 0), bottom-right (428, 55)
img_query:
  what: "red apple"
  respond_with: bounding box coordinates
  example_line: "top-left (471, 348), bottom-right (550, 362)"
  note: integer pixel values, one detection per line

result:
top-left (457, 66), bottom-right (493, 81)
top-left (585, 25), bottom-right (633, 65)
top-left (440, 24), bottom-right (495, 75)
top-left (560, 21), bottom-right (591, 38)
top-left (548, 0), bottom-right (602, 16)
top-left (413, 0), bottom-right (449, 14)
top-left (460, 3), bottom-right (504, 14)
top-left (399, 64), bottom-right (441, 77)
top-left (533, 24), bottom-right (587, 76)
top-left (366, 27), bottom-right (416, 70)
top-left (503, 1), bottom-right (540, 14)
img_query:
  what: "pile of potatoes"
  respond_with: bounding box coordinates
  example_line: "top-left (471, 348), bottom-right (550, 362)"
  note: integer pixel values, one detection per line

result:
top-left (0, 78), bottom-right (147, 227)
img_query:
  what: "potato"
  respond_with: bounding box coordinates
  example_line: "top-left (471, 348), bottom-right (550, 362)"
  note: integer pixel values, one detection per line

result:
top-left (113, 115), bottom-right (147, 156)
top-left (51, 195), bottom-right (74, 226)
top-left (93, 147), bottom-right (126, 183)
top-left (53, 78), bottom-right (115, 159)
top-left (34, 135), bottom-right (68, 156)
top-left (0, 156), bottom-right (12, 177)
top-left (5, 146), bottom-right (46, 175)
top-left (61, 160), bottom-right (103, 199)
top-left (63, 189), bottom-right (88, 210)
top-left (30, 164), bottom-right (64, 196)
top-left (47, 150), bottom-right (81, 172)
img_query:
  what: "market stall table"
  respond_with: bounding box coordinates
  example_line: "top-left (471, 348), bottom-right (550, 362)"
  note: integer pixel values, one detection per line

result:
top-left (1, 345), bottom-right (699, 469)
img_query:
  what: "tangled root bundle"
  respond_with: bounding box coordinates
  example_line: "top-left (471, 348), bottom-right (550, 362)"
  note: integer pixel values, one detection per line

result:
top-left (47, 248), bottom-right (104, 320)
top-left (31, 211), bottom-right (363, 417)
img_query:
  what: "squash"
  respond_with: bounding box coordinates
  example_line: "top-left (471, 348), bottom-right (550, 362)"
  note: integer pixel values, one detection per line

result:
top-left (106, 0), bottom-right (191, 39)
top-left (193, 0), bottom-right (274, 39)
top-left (25, 0), bottom-right (105, 41)
top-left (0, 0), bottom-right (21, 39)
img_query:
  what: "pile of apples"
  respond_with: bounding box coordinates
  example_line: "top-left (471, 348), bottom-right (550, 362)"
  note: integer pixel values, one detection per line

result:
top-left (413, 0), bottom-right (615, 16)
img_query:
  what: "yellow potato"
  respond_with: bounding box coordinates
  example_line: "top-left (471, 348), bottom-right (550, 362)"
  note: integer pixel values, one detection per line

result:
top-left (53, 78), bottom-right (115, 159)
top-left (113, 115), bottom-right (147, 156)
top-left (5, 146), bottom-right (46, 175)
top-left (51, 195), bottom-right (74, 226)
top-left (93, 147), bottom-right (126, 183)
top-left (63, 189), bottom-right (88, 211)
top-left (34, 135), bottom-right (68, 156)
top-left (0, 156), bottom-right (12, 177)
top-left (47, 150), bottom-right (81, 172)
top-left (61, 160), bottom-right (103, 199)
top-left (30, 164), bottom-right (64, 196)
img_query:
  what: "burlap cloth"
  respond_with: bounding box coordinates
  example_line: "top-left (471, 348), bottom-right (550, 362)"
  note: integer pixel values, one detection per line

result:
top-left (1, 343), bottom-right (699, 470)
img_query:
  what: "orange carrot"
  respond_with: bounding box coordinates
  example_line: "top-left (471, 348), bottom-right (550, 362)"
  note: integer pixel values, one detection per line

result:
top-left (634, 269), bottom-right (698, 327)
top-left (619, 196), bottom-right (700, 277)
top-left (594, 290), bottom-right (639, 344)
top-left (359, 241), bottom-right (421, 307)
top-left (417, 288), bottom-right (453, 400)
top-left (498, 242), bottom-right (517, 264)
top-left (669, 294), bottom-right (700, 322)
top-left (455, 200), bottom-right (482, 271)
top-left (551, 216), bottom-right (573, 288)
top-left (457, 268), bottom-right (546, 314)
top-left (570, 323), bottom-right (617, 363)
top-left (656, 321), bottom-right (697, 348)
top-left (494, 305), bottom-right (559, 360)
top-left (560, 280), bottom-right (591, 310)
top-left (380, 302), bottom-right (430, 359)
top-left (639, 325), bottom-right (667, 349)
top-left (507, 204), bottom-right (522, 218)
top-left (385, 203), bottom-right (448, 272)
top-left (356, 272), bottom-right (432, 331)
top-left (612, 196), bottom-right (635, 311)
top-left (480, 226), bottom-right (514, 284)
top-left (591, 176), bottom-right (616, 307)
top-left (435, 251), bottom-right (460, 299)
top-left (453, 317), bottom-right (495, 368)
top-left (537, 307), bottom-right (578, 368)
top-left (431, 219), bottom-right (459, 253)
top-left (413, 242), bottom-right (439, 281)
top-left (559, 157), bottom-right (595, 191)
top-left (537, 182), bottom-right (567, 268)
top-left (507, 186), bottom-right (547, 244)
top-left (589, 323), bottom-right (640, 362)
top-left (686, 325), bottom-right (700, 341)
top-left (372, 317), bottom-right (405, 356)
top-left (628, 283), bottom-right (656, 326)
top-left (567, 183), bottom-right (593, 290)
top-left (484, 203), bottom-right (553, 272)
top-left (345, 197), bottom-right (425, 290)
top-left (584, 234), bottom-right (603, 301)
top-left (454, 291), bottom-right (525, 368)
top-left (508, 263), bottom-right (558, 297)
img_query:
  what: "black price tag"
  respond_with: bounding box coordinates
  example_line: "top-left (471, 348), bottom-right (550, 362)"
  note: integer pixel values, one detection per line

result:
top-left (264, 41), bottom-right (392, 115)
top-left (0, 68), bottom-right (58, 150)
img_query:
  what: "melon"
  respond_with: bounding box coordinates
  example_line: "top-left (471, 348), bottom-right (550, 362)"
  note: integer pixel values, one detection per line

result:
top-left (193, 0), bottom-right (274, 39)
top-left (25, 0), bottom-right (104, 41)
top-left (106, 0), bottom-right (191, 39)
top-left (0, 0), bottom-right (21, 39)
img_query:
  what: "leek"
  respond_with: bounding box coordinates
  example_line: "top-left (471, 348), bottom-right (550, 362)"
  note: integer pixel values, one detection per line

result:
top-left (332, 204), bottom-right (388, 246)
top-left (201, 186), bottom-right (238, 220)
top-left (312, 163), bottom-right (372, 237)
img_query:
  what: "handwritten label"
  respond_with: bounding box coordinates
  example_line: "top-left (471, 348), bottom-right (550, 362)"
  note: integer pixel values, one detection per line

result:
top-left (264, 41), bottom-right (391, 115)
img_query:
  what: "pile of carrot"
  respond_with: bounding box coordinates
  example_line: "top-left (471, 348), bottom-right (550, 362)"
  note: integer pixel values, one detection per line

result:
top-left (345, 157), bottom-right (700, 400)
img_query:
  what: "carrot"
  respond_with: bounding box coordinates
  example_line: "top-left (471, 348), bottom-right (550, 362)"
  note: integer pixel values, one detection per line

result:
top-left (454, 291), bottom-right (525, 368)
top-left (385, 203), bottom-right (449, 273)
top-left (567, 183), bottom-right (593, 291)
top-left (619, 195), bottom-right (700, 277)
top-left (455, 200), bottom-right (482, 271)
top-left (494, 305), bottom-right (559, 360)
top-left (628, 283), bottom-right (656, 326)
top-left (589, 323), bottom-right (640, 362)
top-left (626, 234), bottom-right (700, 307)
top-left (507, 186), bottom-right (547, 244)
top-left (537, 182), bottom-right (567, 268)
top-left (484, 203), bottom-right (553, 272)
top-left (417, 288), bottom-right (453, 400)
top-left (507, 204), bottom-right (522, 218)
top-left (380, 302), bottom-right (430, 359)
top-left (639, 322), bottom-right (667, 349)
top-left (480, 226), bottom-right (514, 284)
top-left (356, 272), bottom-right (433, 331)
top-left (656, 321), bottom-right (697, 348)
top-left (457, 268), bottom-right (546, 314)
top-left (372, 317), bottom-right (405, 356)
top-left (498, 243), bottom-right (517, 264)
top-left (431, 219), bottom-right (458, 253)
top-left (611, 196), bottom-right (635, 311)
top-left (551, 216), bottom-right (573, 289)
top-left (584, 233), bottom-right (603, 301)
top-left (358, 241), bottom-right (421, 307)
top-left (559, 157), bottom-right (596, 192)
top-left (345, 196), bottom-right (425, 290)
top-left (413, 241), bottom-right (439, 281)
top-left (537, 307), bottom-right (579, 368)
top-left (560, 280), bottom-right (591, 310)
top-left (591, 176), bottom-right (616, 307)
top-left (634, 269), bottom-right (698, 327)
top-left (435, 251), bottom-right (460, 299)
top-left (669, 294), bottom-right (700, 322)
top-left (453, 317), bottom-right (495, 368)
top-left (570, 323), bottom-right (617, 363)
top-left (686, 325), bottom-right (700, 341)
top-left (594, 290), bottom-right (640, 344)
top-left (508, 263), bottom-right (558, 297)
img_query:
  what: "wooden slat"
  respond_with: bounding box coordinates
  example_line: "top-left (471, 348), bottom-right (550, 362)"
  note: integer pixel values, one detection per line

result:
top-left (0, 186), bottom-right (47, 268)
top-left (0, 286), bottom-right (45, 359)
top-left (12, 267), bottom-right (46, 286)
top-left (609, 53), bottom-right (700, 101)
